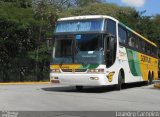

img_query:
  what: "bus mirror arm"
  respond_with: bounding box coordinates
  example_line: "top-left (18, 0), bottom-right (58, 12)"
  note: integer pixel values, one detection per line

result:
top-left (106, 49), bottom-right (111, 53)
top-left (108, 36), bottom-right (115, 51)
top-left (107, 33), bottom-right (116, 38)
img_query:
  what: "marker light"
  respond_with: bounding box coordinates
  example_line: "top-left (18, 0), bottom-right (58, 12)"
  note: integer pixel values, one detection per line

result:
top-left (87, 69), bottom-right (104, 73)
top-left (90, 77), bottom-right (99, 80)
top-left (50, 69), bottom-right (61, 73)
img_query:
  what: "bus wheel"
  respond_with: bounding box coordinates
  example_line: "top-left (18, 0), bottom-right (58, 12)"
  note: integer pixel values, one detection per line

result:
top-left (148, 73), bottom-right (153, 85)
top-left (116, 72), bottom-right (122, 91)
top-left (76, 86), bottom-right (83, 91)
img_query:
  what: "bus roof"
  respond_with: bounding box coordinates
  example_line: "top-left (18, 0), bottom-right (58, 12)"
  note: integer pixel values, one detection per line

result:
top-left (58, 15), bottom-right (118, 22)
top-left (58, 15), bottom-right (157, 47)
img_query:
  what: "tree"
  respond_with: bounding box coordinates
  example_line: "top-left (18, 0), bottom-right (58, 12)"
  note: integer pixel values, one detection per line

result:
top-left (75, 0), bottom-right (103, 7)
top-left (0, 1), bottom-right (36, 81)
top-left (32, 0), bottom-right (57, 81)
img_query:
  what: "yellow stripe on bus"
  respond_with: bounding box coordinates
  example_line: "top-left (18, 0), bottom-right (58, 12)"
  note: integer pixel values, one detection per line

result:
top-left (138, 53), bottom-right (158, 81)
top-left (50, 64), bottom-right (81, 69)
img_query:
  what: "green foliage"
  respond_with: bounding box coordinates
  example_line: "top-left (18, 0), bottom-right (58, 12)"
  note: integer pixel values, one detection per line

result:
top-left (75, 0), bottom-right (103, 7)
top-left (0, 1), bottom-right (51, 82)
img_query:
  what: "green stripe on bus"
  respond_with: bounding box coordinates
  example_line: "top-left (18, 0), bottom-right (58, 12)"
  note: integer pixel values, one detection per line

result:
top-left (80, 64), bottom-right (99, 69)
top-left (126, 49), bottom-right (141, 76)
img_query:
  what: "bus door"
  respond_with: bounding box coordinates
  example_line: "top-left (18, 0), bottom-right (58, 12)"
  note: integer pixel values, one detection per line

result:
top-left (104, 19), bottom-right (117, 68)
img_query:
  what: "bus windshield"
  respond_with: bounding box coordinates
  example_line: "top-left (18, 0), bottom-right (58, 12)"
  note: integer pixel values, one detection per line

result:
top-left (53, 34), bottom-right (104, 64)
top-left (55, 19), bottom-right (103, 33)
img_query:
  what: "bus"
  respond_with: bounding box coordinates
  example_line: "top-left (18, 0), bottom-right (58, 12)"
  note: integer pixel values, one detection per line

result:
top-left (50, 15), bottom-right (158, 90)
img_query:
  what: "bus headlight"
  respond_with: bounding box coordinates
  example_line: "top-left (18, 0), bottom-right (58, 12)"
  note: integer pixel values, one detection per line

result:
top-left (50, 69), bottom-right (61, 73)
top-left (90, 77), bottom-right (99, 80)
top-left (50, 76), bottom-right (59, 79)
top-left (87, 69), bottom-right (104, 73)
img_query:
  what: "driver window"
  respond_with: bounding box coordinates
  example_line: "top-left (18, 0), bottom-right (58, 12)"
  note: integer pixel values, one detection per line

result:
top-left (106, 19), bottom-right (116, 37)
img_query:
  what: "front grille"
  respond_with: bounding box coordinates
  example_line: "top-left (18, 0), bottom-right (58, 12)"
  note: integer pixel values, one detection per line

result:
top-left (75, 69), bottom-right (87, 72)
top-left (61, 69), bottom-right (72, 72)
top-left (61, 69), bottom-right (87, 72)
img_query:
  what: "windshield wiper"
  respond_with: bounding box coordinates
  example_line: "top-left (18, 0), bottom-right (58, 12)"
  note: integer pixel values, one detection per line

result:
top-left (71, 39), bottom-right (75, 63)
top-left (74, 40), bottom-right (88, 66)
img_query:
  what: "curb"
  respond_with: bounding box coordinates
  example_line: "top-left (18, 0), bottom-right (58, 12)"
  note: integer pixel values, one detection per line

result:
top-left (0, 82), bottom-right (50, 85)
top-left (153, 80), bottom-right (160, 84)
top-left (154, 83), bottom-right (160, 89)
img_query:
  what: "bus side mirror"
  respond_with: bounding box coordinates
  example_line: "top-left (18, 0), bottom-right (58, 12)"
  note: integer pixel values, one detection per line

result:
top-left (104, 34), bottom-right (116, 67)
top-left (109, 37), bottom-right (115, 51)
top-left (104, 35), bottom-right (115, 51)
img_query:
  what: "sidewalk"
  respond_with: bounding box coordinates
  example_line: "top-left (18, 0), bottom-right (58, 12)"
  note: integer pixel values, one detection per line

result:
top-left (153, 79), bottom-right (160, 89)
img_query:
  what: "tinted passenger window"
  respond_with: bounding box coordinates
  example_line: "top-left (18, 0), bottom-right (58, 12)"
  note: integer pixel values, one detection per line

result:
top-left (118, 26), bottom-right (127, 44)
top-left (128, 32), bottom-right (135, 47)
top-left (141, 40), bottom-right (145, 51)
top-left (136, 37), bottom-right (140, 49)
top-left (145, 42), bottom-right (148, 53)
top-left (151, 46), bottom-right (154, 55)
top-left (154, 47), bottom-right (158, 56)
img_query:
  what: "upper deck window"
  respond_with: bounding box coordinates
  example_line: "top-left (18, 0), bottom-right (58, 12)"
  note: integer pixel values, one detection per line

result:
top-left (55, 19), bottom-right (103, 33)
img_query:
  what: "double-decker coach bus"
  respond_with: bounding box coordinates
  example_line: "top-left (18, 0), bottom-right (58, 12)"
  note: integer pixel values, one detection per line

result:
top-left (50, 15), bottom-right (158, 90)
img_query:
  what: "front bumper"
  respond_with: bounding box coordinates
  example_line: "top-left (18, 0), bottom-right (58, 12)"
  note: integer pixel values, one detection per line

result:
top-left (50, 73), bottom-right (107, 86)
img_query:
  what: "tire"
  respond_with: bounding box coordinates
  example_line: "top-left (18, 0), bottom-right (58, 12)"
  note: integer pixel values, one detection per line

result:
top-left (148, 73), bottom-right (153, 85)
top-left (144, 81), bottom-right (149, 86)
top-left (76, 86), bottom-right (83, 91)
top-left (116, 72), bottom-right (122, 91)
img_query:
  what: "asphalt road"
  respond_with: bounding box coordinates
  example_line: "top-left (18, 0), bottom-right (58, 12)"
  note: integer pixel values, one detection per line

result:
top-left (0, 83), bottom-right (160, 111)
